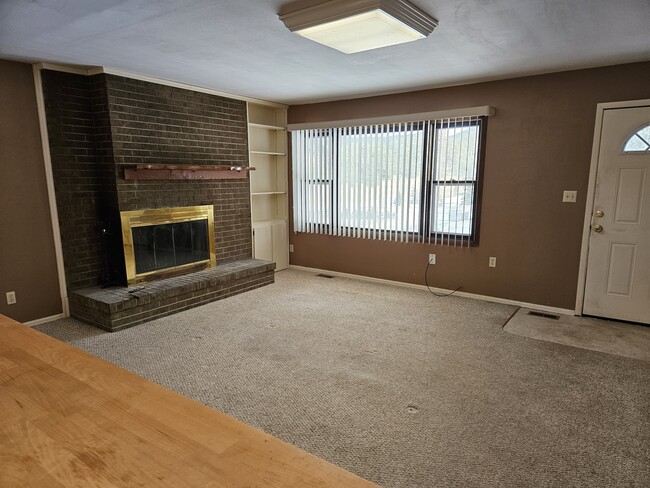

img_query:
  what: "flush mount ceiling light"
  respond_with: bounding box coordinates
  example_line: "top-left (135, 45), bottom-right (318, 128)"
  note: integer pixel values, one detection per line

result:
top-left (279, 0), bottom-right (438, 54)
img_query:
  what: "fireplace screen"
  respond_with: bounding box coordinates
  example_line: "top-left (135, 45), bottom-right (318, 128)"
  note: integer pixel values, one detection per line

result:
top-left (132, 220), bottom-right (210, 274)
top-left (120, 206), bottom-right (216, 284)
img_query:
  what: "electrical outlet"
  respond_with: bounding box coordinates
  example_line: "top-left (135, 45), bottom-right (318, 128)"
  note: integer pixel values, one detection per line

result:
top-left (6, 291), bottom-right (16, 305)
top-left (489, 257), bottom-right (497, 268)
top-left (428, 254), bottom-right (436, 264)
top-left (289, 244), bottom-right (294, 253)
top-left (562, 190), bottom-right (577, 203)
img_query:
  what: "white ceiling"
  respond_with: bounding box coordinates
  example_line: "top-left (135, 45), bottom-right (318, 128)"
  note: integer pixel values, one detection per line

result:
top-left (1, 0), bottom-right (648, 105)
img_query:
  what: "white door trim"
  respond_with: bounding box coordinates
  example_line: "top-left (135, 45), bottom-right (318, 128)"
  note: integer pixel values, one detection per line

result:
top-left (575, 98), bottom-right (650, 315)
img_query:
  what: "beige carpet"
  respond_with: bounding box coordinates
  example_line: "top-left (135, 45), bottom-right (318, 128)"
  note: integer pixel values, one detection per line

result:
top-left (37, 269), bottom-right (650, 487)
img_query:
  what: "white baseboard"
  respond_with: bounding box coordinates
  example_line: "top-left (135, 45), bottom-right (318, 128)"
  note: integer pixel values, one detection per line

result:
top-left (24, 313), bottom-right (66, 327)
top-left (289, 265), bottom-right (575, 316)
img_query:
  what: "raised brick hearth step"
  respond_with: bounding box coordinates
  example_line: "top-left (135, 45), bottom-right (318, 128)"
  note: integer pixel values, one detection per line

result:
top-left (69, 259), bottom-right (275, 332)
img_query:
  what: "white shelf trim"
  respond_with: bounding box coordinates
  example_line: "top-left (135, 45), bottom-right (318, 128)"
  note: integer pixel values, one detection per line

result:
top-left (249, 122), bottom-right (285, 130)
top-left (252, 218), bottom-right (289, 226)
top-left (250, 150), bottom-right (287, 156)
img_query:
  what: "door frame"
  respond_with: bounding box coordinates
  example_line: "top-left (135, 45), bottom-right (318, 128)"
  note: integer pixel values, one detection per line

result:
top-left (575, 98), bottom-right (650, 316)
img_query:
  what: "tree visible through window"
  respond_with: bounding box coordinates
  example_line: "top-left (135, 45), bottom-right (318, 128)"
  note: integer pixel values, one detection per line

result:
top-left (291, 116), bottom-right (486, 245)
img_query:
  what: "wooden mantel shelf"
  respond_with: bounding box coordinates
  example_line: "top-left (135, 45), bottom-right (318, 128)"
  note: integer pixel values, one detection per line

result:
top-left (124, 164), bottom-right (256, 180)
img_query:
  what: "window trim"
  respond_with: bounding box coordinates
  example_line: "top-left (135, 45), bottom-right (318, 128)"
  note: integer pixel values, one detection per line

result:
top-left (287, 106), bottom-right (495, 130)
top-left (291, 116), bottom-right (488, 246)
top-left (423, 117), bottom-right (487, 246)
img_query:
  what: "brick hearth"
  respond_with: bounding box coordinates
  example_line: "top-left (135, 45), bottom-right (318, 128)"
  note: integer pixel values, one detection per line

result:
top-left (70, 259), bottom-right (274, 332)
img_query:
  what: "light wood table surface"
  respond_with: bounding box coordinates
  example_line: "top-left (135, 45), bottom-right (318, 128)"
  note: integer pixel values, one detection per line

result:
top-left (0, 314), bottom-right (378, 488)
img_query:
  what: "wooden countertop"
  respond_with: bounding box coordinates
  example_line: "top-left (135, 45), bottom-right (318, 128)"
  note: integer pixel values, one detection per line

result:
top-left (0, 314), bottom-right (378, 488)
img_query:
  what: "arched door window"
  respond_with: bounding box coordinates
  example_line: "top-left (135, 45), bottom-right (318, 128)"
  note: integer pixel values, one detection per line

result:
top-left (623, 123), bottom-right (650, 153)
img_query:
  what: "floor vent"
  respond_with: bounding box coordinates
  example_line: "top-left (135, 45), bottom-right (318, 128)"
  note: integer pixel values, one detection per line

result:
top-left (316, 273), bottom-right (335, 279)
top-left (528, 311), bottom-right (560, 320)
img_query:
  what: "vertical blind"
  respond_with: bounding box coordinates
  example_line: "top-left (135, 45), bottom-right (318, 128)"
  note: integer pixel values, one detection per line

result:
top-left (291, 116), bottom-right (483, 246)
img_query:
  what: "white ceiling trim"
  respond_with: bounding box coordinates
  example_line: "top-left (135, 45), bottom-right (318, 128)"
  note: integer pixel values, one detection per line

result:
top-left (35, 63), bottom-right (287, 108)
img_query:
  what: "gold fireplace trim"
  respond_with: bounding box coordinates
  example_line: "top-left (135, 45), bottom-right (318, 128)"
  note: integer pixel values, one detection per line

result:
top-left (120, 205), bottom-right (216, 285)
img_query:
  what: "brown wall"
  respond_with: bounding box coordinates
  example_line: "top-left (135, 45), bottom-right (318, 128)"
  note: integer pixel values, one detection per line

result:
top-left (0, 60), bottom-right (62, 322)
top-left (288, 62), bottom-right (650, 310)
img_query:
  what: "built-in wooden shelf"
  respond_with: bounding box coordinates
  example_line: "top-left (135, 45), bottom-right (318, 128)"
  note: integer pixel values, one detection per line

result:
top-left (249, 122), bottom-right (285, 131)
top-left (124, 164), bottom-right (255, 180)
top-left (248, 102), bottom-right (289, 271)
top-left (250, 150), bottom-right (287, 156)
top-left (254, 218), bottom-right (288, 226)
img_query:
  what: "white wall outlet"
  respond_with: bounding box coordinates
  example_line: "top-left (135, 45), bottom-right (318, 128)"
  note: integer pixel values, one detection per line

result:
top-left (489, 257), bottom-right (497, 268)
top-left (562, 190), bottom-right (577, 203)
top-left (289, 244), bottom-right (294, 253)
top-left (428, 254), bottom-right (436, 264)
top-left (6, 291), bottom-right (16, 305)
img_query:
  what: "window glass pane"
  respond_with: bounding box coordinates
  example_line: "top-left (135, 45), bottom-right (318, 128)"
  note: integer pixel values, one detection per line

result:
top-left (623, 125), bottom-right (650, 152)
top-left (430, 183), bottom-right (474, 236)
top-left (339, 126), bottom-right (423, 233)
top-left (434, 124), bottom-right (479, 181)
top-left (306, 181), bottom-right (331, 225)
top-left (304, 130), bottom-right (333, 227)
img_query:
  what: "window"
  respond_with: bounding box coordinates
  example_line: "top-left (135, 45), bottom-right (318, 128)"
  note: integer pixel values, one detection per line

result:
top-left (292, 116), bottom-right (486, 246)
top-left (428, 119), bottom-right (481, 239)
top-left (337, 124), bottom-right (425, 238)
top-left (623, 124), bottom-right (650, 153)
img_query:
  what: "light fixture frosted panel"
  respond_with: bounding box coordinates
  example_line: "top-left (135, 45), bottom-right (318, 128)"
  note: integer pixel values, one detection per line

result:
top-left (280, 0), bottom-right (437, 54)
top-left (296, 10), bottom-right (424, 54)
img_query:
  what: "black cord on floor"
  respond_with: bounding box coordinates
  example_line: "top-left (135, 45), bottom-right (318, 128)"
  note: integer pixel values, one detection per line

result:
top-left (424, 261), bottom-right (462, 297)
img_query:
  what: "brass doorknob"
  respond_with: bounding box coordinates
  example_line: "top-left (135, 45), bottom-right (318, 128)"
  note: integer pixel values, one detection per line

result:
top-left (595, 210), bottom-right (604, 218)
top-left (592, 224), bottom-right (603, 233)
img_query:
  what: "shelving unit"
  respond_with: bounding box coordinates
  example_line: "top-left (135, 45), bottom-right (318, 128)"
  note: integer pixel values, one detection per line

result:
top-left (247, 102), bottom-right (289, 271)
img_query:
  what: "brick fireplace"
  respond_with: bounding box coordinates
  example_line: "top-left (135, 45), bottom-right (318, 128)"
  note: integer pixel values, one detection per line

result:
top-left (42, 70), bottom-right (274, 331)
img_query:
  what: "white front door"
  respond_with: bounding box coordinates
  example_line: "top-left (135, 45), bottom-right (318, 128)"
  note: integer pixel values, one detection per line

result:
top-left (583, 105), bottom-right (650, 325)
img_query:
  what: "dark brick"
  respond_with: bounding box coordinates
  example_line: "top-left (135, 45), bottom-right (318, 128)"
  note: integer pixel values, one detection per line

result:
top-left (43, 70), bottom-right (260, 329)
top-left (69, 260), bottom-right (274, 331)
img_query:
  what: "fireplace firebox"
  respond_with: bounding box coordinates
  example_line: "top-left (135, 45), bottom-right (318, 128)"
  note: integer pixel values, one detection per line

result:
top-left (120, 205), bottom-right (216, 284)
